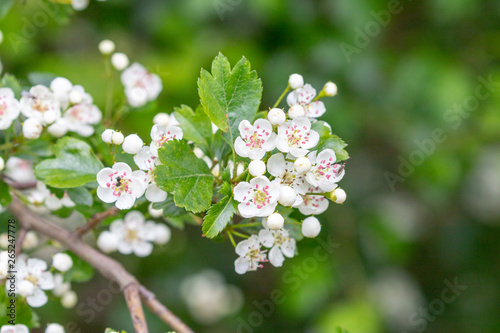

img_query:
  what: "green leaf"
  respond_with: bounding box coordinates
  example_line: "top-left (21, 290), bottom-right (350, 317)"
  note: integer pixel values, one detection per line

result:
top-left (64, 252), bottom-right (95, 283)
top-left (174, 105), bottom-right (212, 154)
top-left (198, 53), bottom-right (262, 148)
top-left (152, 197), bottom-right (188, 217)
top-left (27, 72), bottom-right (57, 87)
top-left (1, 73), bottom-right (22, 98)
top-left (321, 136), bottom-right (349, 162)
top-left (67, 187), bottom-right (93, 206)
top-left (35, 137), bottom-right (103, 188)
top-left (202, 182), bottom-right (236, 238)
top-left (156, 140), bottom-right (214, 213)
top-left (0, 180), bottom-right (12, 206)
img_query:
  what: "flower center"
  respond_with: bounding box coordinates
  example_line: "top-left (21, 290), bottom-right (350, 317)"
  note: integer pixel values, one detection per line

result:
top-left (33, 99), bottom-right (50, 113)
top-left (285, 125), bottom-right (310, 147)
top-left (25, 274), bottom-right (38, 285)
top-left (125, 229), bottom-right (138, 242)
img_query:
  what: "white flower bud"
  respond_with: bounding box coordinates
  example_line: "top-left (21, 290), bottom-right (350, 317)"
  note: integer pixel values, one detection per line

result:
top-left (71, 0), bottom-right (89, 11)
top-left (48, 119), bottom-right (68, 138)
top-left (294, 157), bottom-right (311, 174)
top-left (324, 81), bottom-right (338, 96)
top-left (128, 87), bottom-right (148, 107)
top-left (45, 323), bottom-right (66, 333)
top-left (153, 112), bottom-right (170, 126)
top-left (43, 110), bottom-right (57, 125)
top-left (111, 131), bottom-right (124, 145)
top-left (267, 213), bottom-right (284, 230)
top-left (19, 280), bottom-right (35, 297)
top-left (211, 163), bottom-right (220, 177)
top-left (330, 188), bottom-right (346, 204)
top-left (0, 233), bottom-right (8, 248)
top-left (45, 194), bottom-right (63, 211)
top-left (0, 157), bottom-right (4, 171)
top-left (302, 216), bottom-right (321, 238)
top-left (236, 162), bottom-right (245, 177)
top-left (289, 73), bottom-right (304, 89)
top-left (61, 291), bottom-right (78, 309)
top-left (23, 118), bottom-right (43, 139)
top-left (122, 134), bottom-right (143, 154)
top-left (101, 129), bottom-right (115, 143)
top-left (248, 160), bottom-right (266, 176)
top-left (288, 105), bottom-right (305, 119)
top-left (69, 90), bottom-right (83, 104)
top-left (278, 186), bottom-right (296, 206)
top-left (98, 39), bottom-right (115, 55)
top-left (154, 224), bottom-right (171, 245)
top-left (111, 52), bottom-right (129, 71)
top-left (97, 231), bottom-right (119, 253)
top-left (52, 253), bottom-right (73, 272)
top-left (267, 108), bottom-right (286, 125)
top-left (50, 77), bottom-right (72, 94)
top-left (22, 231), bottom-right (39, 250)
top-left (148, 203), bottom-right (163, 218)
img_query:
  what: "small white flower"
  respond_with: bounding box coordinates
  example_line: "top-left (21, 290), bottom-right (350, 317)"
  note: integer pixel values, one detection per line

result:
top-left (22, 231), bottom-right (39, 250)
top-left (258, 229), bottom-right (296, 267)
top-left (122, 134), bottom-right (143, 154)
top-left (330, 188), bottom-right (346, 204)
top-left (61, 291), bottom-right (78, 309)
top-left (133, 146), bottom-right (167, 202)
top-left (71, 0), bottom-right (89, 10)
top-left (233, 176), bottom-right (281, 218)
top-left (324, 81), bottom-right (338, 96)
top-left (287, 84), bottom-right (326, 118)
top-left (276, 117), bottom-right (319, 157)
top-left (45, 323), bottom-right (65, 333)
top-left (288, 105), bottom-right (305, 119)
top-left (52, 253), bottom-right (73, 272)
top-left (101, 129), bottom-right (115, 143)
top-left (0, 325), bottom-right (30, 333)
top-left (111, 131), bottom-right (124, 145)
top-left (20, 85), bottom-right (61, 126)
top-left (15, 257), bottom-right (55, 307)
top-left (302, 216), bottom-right (321, 238)
top-left (96, 162), bottom-right (146, 209)
top-left (150, 124), bottom-right (183, 157)
top-left (96, 231), bottom-right (119, 253)
top-left (267, 108), bottom-right (286, 125)
top-left (288, 73), bottom-right (304, 90)
top-left (153, 224), bottom-right (171, 245)
top-left (50, 77), bottom-right (73, 106)
top-left (267, 153), bottom-right (309, 196)
top-left (234, 235), bottom-right (266, 274)
top-left (5, 157), bottom-right (36, 183)
top-left (305, 149), bottom-right (344, 192)
top-left (0, 88), bottom-right (20, 130)
top-left (111, 52), bottom-right (130, 71)
top-left (69, 90), bottom-right (83, 104)
top-left (248, 160), bottom-right (266, 177)
top-left (294, 156), bottom-right (312, 174)
top-left (47, 118), bottom-right (68, 138)
top-left (298, 193), bottom-right (329, 215)
top-left (22, 117), bottom-right (43, 139)
top-left (99, 39), bottom-right (115, 55)
top-left (63, 103), bottom-right (102, 137)
top-left (234, 119), bottom-right (276, 160)
top-left (19, 280), bottom-right (35, 297)
top-left (52, 274), bottom-right (70, 297)
top-left (266, 213), bottom-right (284, 230)
top-left (153, 112), bottom-right (171, 126)
top-left (121, 62), bottom-right (162, 107)
top-left (148, 203), bottom-right (163, 218)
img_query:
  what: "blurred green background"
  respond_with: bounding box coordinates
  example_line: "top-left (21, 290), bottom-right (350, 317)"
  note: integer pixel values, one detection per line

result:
top-left (2, 0), bottom-right (500, 332)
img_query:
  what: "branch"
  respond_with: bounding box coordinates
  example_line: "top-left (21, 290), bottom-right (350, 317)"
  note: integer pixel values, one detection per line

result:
top-left (8, 197), bottom-right (194, 333)
top-left (73, 206), bottom-right (120, 236)
top-left (124, 284), bottom-right (148, 333)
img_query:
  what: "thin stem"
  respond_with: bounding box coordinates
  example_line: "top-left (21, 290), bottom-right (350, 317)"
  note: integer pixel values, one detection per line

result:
top-left (73, 206), bottom-right (120, 236)
top-left (227, 231), bottom-right (236, 247)
top-left (273, 84), bottom-right (291, 108)
top-left (231, 222), bottom-right (261, 229)
top-left (231, 230), bottom-right (249, 239)
top-left (124, 284), bottom-right (149, 333)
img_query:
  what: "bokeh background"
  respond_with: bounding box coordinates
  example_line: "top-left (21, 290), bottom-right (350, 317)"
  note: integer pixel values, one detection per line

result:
top-left (1, 0), bottom-right (500, 332)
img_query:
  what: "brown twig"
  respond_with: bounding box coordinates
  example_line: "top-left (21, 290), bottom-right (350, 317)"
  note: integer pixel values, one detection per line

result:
top-left (8, 197), bottom-right (194, 333)
top-left (1, 175), bottom-right (37, 190)
top-left (73, 206), bottom-right (120, 236)
top-left (124, 284), bottom-right (149, 333)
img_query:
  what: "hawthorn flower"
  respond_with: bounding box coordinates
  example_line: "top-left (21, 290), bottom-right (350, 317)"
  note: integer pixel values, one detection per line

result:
top-left (302, 216), bottom-right (321, 238)
top-left (0, 87), bottom-right (20, 130)
top-left (259, 229), bottom-right (296, 267)
top-left (133, 146), bottom-right (167, 202)
top-left (233, 176), bottom-right (281, 218)
top-left (234, 119), bottom-right (276, 160)
top-left (103, 211), bottom-right (157, 257)
top-left (20, 85), bottom-right (61, 126)
top-left (63, 103), bottom-right (102, 137)
top-left (121, 62), bottom-right (162, 107)
top-left (276, 117), bottom-right (319, 157)
top-left (4, 157), bottom-right (36, 183)
top-left (112, 52), bottom-right (130, 71)
top-left (287, 84), bottom-right (326, 118)
top-left (0, 325), bottom-right (29, 333)
top-left (52, 253), bottom-right (73, 272)
top-left (267, 153), bottom-right (309, 196)
top-left (297, 185), bottom-right (329, 215)
top-left (22, 117), bottom-right (43, 139)
top-left (150, 124), bottom-right (183, 157)
top-left (305, 149), bottom-right (345, 192)
top-left (0, 251), bottom-right (8, 279)
top-left (15, 257), bottom-right (55, 307)
top-left (96, 162), bottom-right (146, 209)
top-left (234, 235), bottom-right (267, 274)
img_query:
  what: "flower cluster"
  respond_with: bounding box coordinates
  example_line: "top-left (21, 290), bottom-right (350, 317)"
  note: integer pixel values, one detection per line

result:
top-left (0, 323), bottom-right (66, 333)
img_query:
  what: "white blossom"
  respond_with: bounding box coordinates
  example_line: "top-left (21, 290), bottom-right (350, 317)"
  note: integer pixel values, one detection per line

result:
top-left (266, 213), bottom-right (284, 230)
top-left (96, 231), bottom-right (119, 253)
top-left (133, 146), bottom-right (167, 202)
top-left (22, 118), bottom-right (43, 139)
top-left (61, 291), bottom-right (78, 309)
top-left (122, 134), bottom-right (143, 154)
top-left (324, 81), bottom-right (338, 96)
top-left (305, 149), bottom-right (344, 192)
top-left (248, 160), bottom-right (266, 177)
top-left (233, 176), bottom-right (281, 218)
top-left (297, 193), bottom-right (329, 215)
top-left (71, 0), bottom-right (89, 11)
top-left (121, 62), bottom-right (162, 107)
top-left (234, 119), bottom-right (276, 160)
top-left (20, 85), bottom-right (61, 126)
top-left (258, 229), bottom-right (296, 267)
top-left (45, 323), bottom-right (65, 333)
top-left (101, 129), bottom-right (115, 143)
top-left (0, 88), bottom-right (20, 130)
top-left (278, 186), bottom-right (298, 207)
top-left (150, 124), bottom-right (183, 157)
top-left (5, 157), bottom-right (36, 183)
top-left (287, 83), bottom-right (326, 118)
top-left (0, 325), bottom-right (30, 333)
top-left (99, 39), bottom-right (115, 55)
top-left (302, 216), bottom-right (321, 238)
top-left (234, 235), bottom-right (266, 274)
top-left (267, 153), bottom-right (309, 196)
top-left (111, 52), bottom-right (129, 71)
top-left (15, 257), bottom-right (55, 307)
top-left (52, 253), bottom-right (73, 272)
top-left (288, 104), bottom-right (305, 119)
top-left (276, 117), bottom-right (319, 157)
top-left (63, 103), bottom-right (102, 137)
top-left (331, 188), bottom-right (346, 204)
top-left (0, 251), bottom-right (9, 279)
top-left (111, 131), bottom-right (124, 145)
top-left (288, 73), bottom-right (304, 89)
top-left (267, 108), bottom-right (286, 125)
top-left (294, 156), bottom-right (312, 174)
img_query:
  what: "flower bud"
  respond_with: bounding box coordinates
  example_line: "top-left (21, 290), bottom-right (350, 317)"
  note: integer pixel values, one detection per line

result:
top-left (329, 188), bottom-right (346, 204)
top-left (97, 231), bottom-right (119, 253)
top-left (248, 160), bottom-right (266, 176)
top-left (294, 157), bottom-right (311, 174)
top-left (52, 253), bottom-right (73, 272)
top-left (43, 110), bottom-right (57, 125)
top-left (236, 162), bottom-right (245, 177)
top-left (50, 77), bottom-right (72, 94)
top-left (61, 291), bottom-right (78, 309)
top-left (101, 129), bottom-right (115, 143)
top-left (289, 73), bottom-right (304, 89)
top-left (267, 108), bottom-right (286, 125)
top-left (71, 0), bottom-right (89, 11)
top-left (154, 224), bottom-right (171, 245)
top-left (148, 203), bottom-right (163, 218)
top-left (111, 131), bottom-right (124, 145)
top-left (22, 231), bottom-right (39, 250)
top-left (211, 163), bottom-right (220, 177)
top-left (45, 323), bottom-right (66, 333)
top-left (288, 105), bottom-right (304, 119)
top-left (0, 157), bottom-right (4, 172)
top-left (19, 280), bottom-right (35, 297)
top-left (23, 118), bottom-right (43, 139)
top-left (69, 90), bottom-right (83, 104)
top-left (267, 213), bottom-right (284, 230)
top-left (111, 52), bottom-right (129, 71)
top-left (153, 112), bottom-right (170, 126)
top-left (0, 233), bottom-right (8, 248)
top-left (48, 119), bottom-right (68, 138)
top-left (302, 216), bottom-right (321, 238)
top-left (98, 39), bottom-right (115, 55)
top-left (122, 134), bottom-right (143, 154)
top-left (278, 186), bottom-right (296, 206)
top-left (324, 81), bottom-right (338, 96)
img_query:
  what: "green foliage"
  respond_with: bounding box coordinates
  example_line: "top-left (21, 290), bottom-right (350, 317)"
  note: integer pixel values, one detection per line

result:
top-left (202, 182), bottom-right (236, 238)
top-left (198, 53), bottom-right (263, 148)
top-left (64, 252), bottom-right (95, 283)
top-left (152, 196), bottom-right (189, 217)
top-left (66, 187), bottom-right (93, 206)
top-left (0, 180), bottom-right (12, 206)
top-left (1, 73), bottom-right (22, 98)
top-left (156, 140), bottom-right (214, 213)
top-left (312, 121), bottom-right (349, 162)
top-left (0, 0), bottom-right (15, 19)
top-left (34, 137), bottom-right (103, 188)
top-left (174, 104), bottom-right (212, 155)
